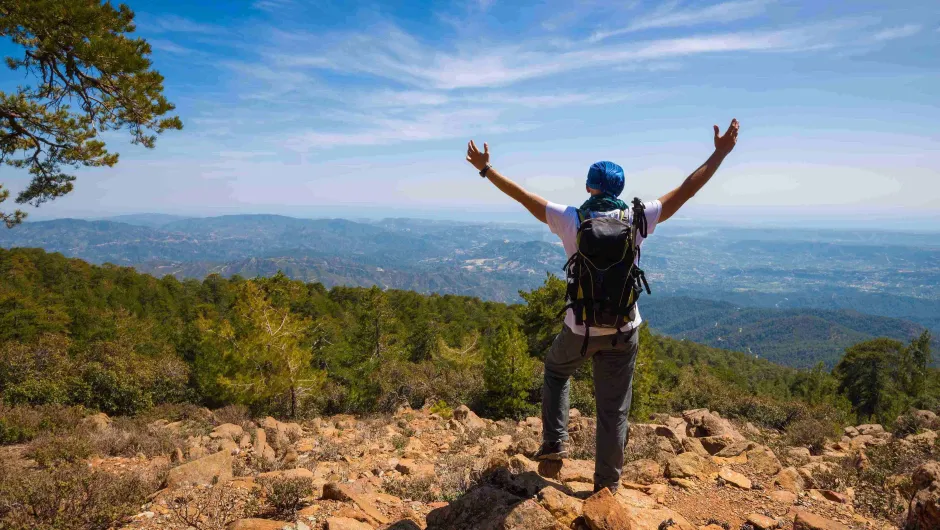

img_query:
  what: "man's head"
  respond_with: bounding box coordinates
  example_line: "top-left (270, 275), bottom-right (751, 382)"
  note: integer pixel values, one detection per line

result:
top-left (585, 161), bottom-right (624, 197)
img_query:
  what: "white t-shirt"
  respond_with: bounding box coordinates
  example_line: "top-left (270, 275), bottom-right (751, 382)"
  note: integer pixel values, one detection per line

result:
top-left (545, 200), bottom-right (663, 336)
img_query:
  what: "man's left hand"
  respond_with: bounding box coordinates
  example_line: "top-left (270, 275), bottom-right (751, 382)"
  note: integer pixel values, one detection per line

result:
top-left (713, 118), bottom-right (739, 156)
top-left (466, 140), bottom-right (490, 171)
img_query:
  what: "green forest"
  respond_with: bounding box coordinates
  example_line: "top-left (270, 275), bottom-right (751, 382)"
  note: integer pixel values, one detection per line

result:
top-left (1, 247), bottom-right (937, 445)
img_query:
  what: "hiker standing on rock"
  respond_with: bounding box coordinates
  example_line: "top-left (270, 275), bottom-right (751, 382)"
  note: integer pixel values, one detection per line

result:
top-left (465, 118), bottom-right (739, 493)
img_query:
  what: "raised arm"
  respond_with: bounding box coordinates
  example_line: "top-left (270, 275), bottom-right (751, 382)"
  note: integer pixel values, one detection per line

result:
top-left (466, 140), bottom-right (548, 224)
top-left (659, 119), bottom-right (739, 223)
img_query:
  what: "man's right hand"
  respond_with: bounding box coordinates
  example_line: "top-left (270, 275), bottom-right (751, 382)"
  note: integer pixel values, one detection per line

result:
top-left (466, 140), bottom-right (490, 171)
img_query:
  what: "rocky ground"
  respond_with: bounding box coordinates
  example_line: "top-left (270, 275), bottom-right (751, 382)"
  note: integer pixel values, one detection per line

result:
top-left (16, 405), bottom-right (940, 530)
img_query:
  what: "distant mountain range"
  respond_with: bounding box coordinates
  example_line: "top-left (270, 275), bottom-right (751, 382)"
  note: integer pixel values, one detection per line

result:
top-left (2, 213), bottom-right (937, 369)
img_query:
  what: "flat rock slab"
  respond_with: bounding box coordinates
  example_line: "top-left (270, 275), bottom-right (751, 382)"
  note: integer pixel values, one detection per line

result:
top-left (583, 488), bottom-right (633, 530)
top-left (165, 450), bottom-right (232, 488)
top-left (793, 511), bottom-right (850, 530)
top-left (719, 467), bottom-right (752, 489)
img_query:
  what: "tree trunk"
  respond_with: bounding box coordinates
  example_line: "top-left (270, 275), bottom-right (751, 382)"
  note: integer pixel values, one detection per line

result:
top-left (290, 385), bottom-right (297, 418)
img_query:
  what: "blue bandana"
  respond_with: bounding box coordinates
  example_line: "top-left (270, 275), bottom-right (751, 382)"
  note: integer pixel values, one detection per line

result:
top-left (586, 161), bottom-right (625, 197)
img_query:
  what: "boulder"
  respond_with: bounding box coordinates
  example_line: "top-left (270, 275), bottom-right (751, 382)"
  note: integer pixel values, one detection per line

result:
top-left (165, 450), bottom-right (232, 488)
top-left (718, 467), bottom-right (752, 489)
top-left (582, 488), bottom-right (633, 530)
top-left (768, 490), bottom-right (797, 505)
top-left (745, 446), bottom-right (782, 475)
top-left (396, 458), bottom-right (435, 477)
top-left (453, 405), bottom-right (487, 431)
top-left (746, 513), bottom-right (778, 530)
top-left (682, 409), bottom-right (743, 439)
top-left (537, 486), bottom-right (583, 527)
top-left (557, 459), bottom-right (596, 483)
top-left (856, 424), bottom-right (884, 436)
top-left (621, 459), bottom-right (661, 485)
top-left (665, 452), bottom-right (717, 480)
top-left (325, 517), bottom-right (374, 530)
top-left (322, 482), bottom-right (388, 525)
top-left (792, 511), bottom-right (850, 530)
top-left (80, 412), bottom-right (111, 432)
top-left (908, 461), bottom-right (940, 530)
top-left (772, 467), bottom-right (804, 493)
top-left (498, 498), bottom-right (563, 529)
top-left (228, 519), bottom-right (293, 530)
top-left (680, 437), bottom-right (710, 457)
top-left (911, 409), bottom-right (940, 430)
top-left (425, 486), bottom-right (537, 530)
top-left (210, 423), bottom-right (244, 440)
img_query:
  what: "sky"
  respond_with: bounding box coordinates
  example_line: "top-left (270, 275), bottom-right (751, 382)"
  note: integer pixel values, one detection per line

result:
top-left (2, 0), bottom-right (940, 228)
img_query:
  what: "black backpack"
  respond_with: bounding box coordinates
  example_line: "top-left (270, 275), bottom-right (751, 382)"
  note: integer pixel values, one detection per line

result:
top-left (561, 197), bottom-right (651, 354)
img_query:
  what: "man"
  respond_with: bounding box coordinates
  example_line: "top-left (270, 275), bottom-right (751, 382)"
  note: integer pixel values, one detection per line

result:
top-left (465, 119), bottom-right (739, 493)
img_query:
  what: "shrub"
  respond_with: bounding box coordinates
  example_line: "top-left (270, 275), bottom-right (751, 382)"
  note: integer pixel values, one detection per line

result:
top-left (91, 416), bottom-right (188, 458)
top-left (169, 483), bottom-right (259, 530)
top-left (785, 417), bottom-right (839, 454)
top-left (26, 433), bottom-right (93, 467)
top-left (258, 476), bottom-right (313, 519)
top-left (854, 440), bottom-right (936, 522)
top-left (0, 460), bottom-right (162, 530)
top-left (429, 400), bottom-right (453, 419)
top-left (212, 404), bottom-right (252, 426)
top-left (0, 403), bottom-right (85, 444)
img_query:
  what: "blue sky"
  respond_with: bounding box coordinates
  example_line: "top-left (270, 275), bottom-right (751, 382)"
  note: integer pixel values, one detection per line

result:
top-left (4, 0), bottom-right (940, 226)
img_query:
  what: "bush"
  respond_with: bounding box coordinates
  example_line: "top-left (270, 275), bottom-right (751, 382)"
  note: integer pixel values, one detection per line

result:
top-left (0, 403), bottom-right (85, 444)
top-left (91, 416), bottom-right (189, 458)
top-left (0, 460), bottom-right (163, 530)
top-left (258, 476), bottom-right (313, 519)
top-left (212, 404), bottom-right (252, 426)
top-left (170, 483), bottom-right (260, 530)
top-left (26, 433), bottom-right (93, 467)
top-left (785, 417), bottom-right (841, 454)
top-left (854, 440), bottom-right (936, 522)
top-left (428, 400), bottom-right (453, 419)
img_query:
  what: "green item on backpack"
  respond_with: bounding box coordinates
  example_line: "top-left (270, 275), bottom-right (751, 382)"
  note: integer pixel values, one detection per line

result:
top-left (579, 194), bottom-right (629, 214)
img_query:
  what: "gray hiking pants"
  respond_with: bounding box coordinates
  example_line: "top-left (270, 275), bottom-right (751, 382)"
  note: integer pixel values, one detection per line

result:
top-left (541, 324), bottom-right (639, 490)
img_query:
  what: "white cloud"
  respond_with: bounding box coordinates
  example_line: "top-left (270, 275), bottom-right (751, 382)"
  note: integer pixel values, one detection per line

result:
top-left (872, 24), bottom-right (922, 41)
top-left (141, 14), bottom-right (223, 35)
top-left (253, 0), bottom-right (294, 12)
top-left (590, 0), bottom-right (772, 42)
top-left (270, 23), bottom-right (834, 91)
top-left (148, 39), bottom-right (194, 55)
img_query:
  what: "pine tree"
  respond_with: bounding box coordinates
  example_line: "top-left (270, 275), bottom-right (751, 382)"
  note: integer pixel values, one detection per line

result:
top-left (197, 282), bottom-right (323, 418)
top-left (483, 322), bottom-right (537, 418)
top-left (833, 338), bottom-right (907, 423)
top-left (0, 0), bottom-right (182, 227)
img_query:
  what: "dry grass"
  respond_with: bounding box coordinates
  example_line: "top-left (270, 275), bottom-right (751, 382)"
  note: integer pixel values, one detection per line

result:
top-left (0, 458), bottom-right (164, 530)
top-left (169, 483), bottom-right (260, 530)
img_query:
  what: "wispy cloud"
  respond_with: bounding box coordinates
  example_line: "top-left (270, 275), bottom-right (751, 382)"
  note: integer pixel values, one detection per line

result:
top-left (148, 38), bottom-right (194, 55)
top-left (271, 23), bottom-right (833, 91)
top-left (590, 0), bottom-right (772, 42)
top-left (873, 24), bottom-right (922, 41)
top-left (253, 0), bottom-right (295, 13)
top-left (140, 14), bottom-right (223, 35)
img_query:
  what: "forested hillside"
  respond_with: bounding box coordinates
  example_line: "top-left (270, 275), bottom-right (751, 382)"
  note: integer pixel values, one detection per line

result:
top-left (641, 296), bottom-right (935, 368)
top-left (2, 248), bottom-right (937, 433)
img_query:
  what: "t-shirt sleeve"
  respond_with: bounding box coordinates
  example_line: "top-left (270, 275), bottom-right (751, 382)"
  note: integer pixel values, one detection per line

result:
top-left (545, 202), bottom-right (577, 239)
top-left (643, 199), bottom-right (663, 235)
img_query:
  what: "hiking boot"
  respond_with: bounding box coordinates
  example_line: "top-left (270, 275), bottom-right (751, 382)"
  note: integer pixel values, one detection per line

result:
top-left (593, 484), bottom-right (618, 495)
top-left (534, 440), bottom-right (569, 461)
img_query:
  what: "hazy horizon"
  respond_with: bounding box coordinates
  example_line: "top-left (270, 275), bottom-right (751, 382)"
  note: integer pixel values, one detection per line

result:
top-left (18, 203), bottom-right (940, 233)
top-left (1, 0), bottom-right (937, 223)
